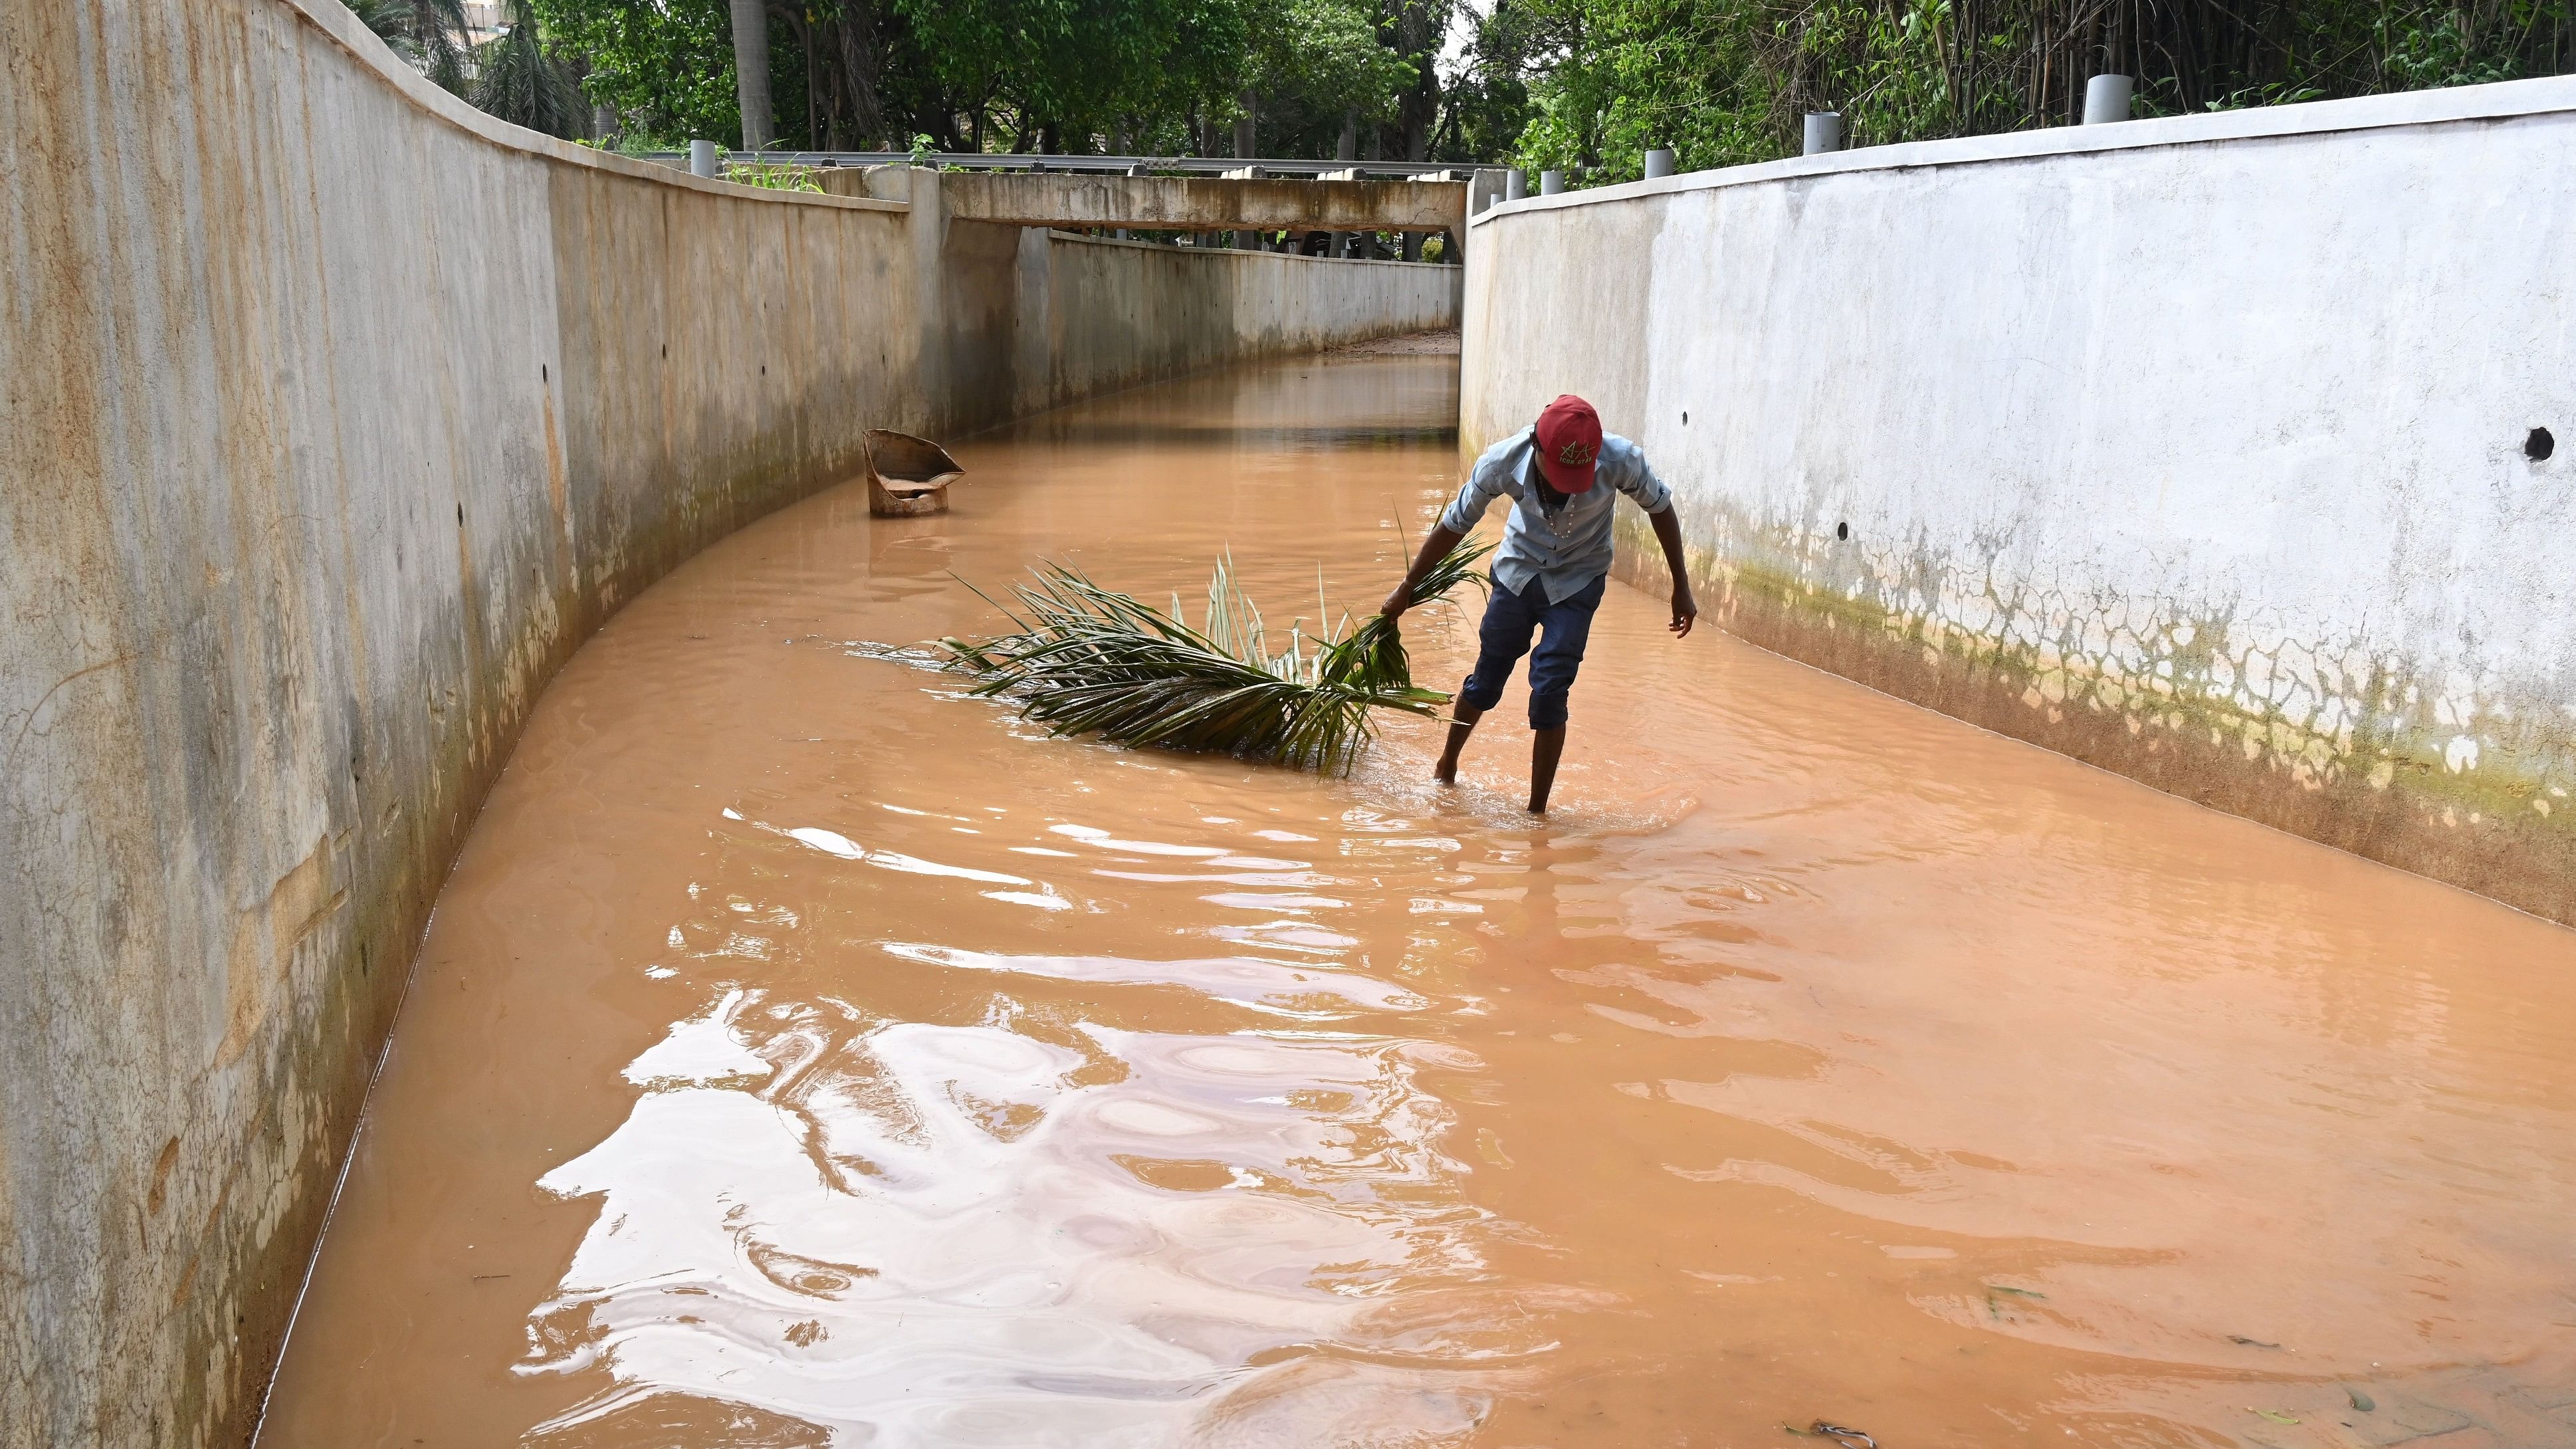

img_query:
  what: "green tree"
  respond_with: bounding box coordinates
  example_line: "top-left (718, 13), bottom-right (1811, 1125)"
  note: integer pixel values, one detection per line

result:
top-left (891, 0), bottom-right (1246, 151)
top-left (532, 0), bottom-right (742, 146)
top-left (1503, 0), bottom-right (2575, 184)
top-left (1235, 0), bottom-right (1418, 156)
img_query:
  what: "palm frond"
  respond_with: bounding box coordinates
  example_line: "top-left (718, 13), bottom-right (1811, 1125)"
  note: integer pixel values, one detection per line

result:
top-left (941, 542), bottom-right (1491, 774)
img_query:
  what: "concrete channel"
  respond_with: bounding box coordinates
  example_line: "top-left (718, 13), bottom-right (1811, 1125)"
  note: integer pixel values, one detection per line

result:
top-left (9, 0), bottom-right (2576, 1443)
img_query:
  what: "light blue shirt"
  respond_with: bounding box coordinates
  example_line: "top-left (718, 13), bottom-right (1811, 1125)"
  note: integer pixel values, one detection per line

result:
top-left (1439, 427), bottom-right (1672, 603)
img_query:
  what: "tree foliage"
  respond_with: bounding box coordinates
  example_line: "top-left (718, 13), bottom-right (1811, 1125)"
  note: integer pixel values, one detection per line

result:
top-left (474, 0), bottom-right (589, 136)
top-left (1505, 0), bottom-right (2576, 181)
top-left (349, 0), bottom-right (473, 92)
top-left (348, 0), bottom-right (2569, 173)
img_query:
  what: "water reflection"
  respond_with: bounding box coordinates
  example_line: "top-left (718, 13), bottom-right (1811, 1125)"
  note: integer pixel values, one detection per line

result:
top-left (516, 800), bottom-right (1539, 1445)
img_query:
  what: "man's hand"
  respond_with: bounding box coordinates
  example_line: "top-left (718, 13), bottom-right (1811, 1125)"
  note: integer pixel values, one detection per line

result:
top-left (1647, 506), bottom-right (1697, 640)
top-left (1382, 521), bottom-right (1468, 623)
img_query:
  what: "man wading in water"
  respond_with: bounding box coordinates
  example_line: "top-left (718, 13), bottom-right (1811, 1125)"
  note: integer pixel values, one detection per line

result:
top-left (1380, 393), bottom-right (1698, 813)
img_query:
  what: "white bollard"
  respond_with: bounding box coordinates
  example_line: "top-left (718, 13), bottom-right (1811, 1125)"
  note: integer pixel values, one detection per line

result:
top-left (1644, 148), bottom-right (1676, 179)
top-left (1505, 171), bottom-right (1527, 201)
top-left (1802, 113), bottom-right (1842, 156)
top-left (2084, 74), bottom-right (2134, 124)
top-left (689, 139), bottom-right (719, 177)
top-left (1539, 169), bottom-right (1564, 195)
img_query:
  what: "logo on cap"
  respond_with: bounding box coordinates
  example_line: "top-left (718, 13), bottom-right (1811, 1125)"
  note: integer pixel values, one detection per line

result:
top-left (1556, 440), bottom-right (1596, 467)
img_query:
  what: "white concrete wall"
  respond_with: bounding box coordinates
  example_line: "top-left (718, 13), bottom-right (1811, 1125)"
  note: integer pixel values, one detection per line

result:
top-left (0, 2), bottom-right (1456, 1445)
top-left (1464, 78), bottom-right (2576, 921)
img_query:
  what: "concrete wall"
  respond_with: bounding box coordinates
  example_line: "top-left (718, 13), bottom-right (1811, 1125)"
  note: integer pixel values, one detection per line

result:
top-left (1040, 233), bottom-right (1463, 409)
top-left (0, 2), bottom-right (1456, 1446)
top-left (1464, 78), bottom-right (2576, 923)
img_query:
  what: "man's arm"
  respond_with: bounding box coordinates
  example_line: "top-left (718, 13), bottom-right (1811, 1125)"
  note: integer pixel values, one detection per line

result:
top-left (1380, 522), bottom-right (1469, 620)
top-left (1386, 452), bottom-right (1506, 618)
top-left (1648, 504), bottom-right (1698, 638)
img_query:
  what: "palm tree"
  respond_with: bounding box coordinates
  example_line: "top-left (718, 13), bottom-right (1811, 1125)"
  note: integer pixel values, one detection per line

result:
top-left (347, 0), bottom-right (470, 94)
top-left (471, 0), bottom-right (586, 138)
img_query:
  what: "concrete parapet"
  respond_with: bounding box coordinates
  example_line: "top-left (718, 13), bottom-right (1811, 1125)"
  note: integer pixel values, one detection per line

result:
top-left (1465, 75), bottom-right (2576, 923)
top-left (0, 1), bottom-right (1457, 1445)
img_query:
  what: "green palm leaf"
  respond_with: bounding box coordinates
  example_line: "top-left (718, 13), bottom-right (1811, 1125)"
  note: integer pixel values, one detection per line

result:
top-left (941, 542), bottom-right (1490, 773)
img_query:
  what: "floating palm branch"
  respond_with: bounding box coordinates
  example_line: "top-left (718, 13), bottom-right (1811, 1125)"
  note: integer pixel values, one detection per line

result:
top-left (940, 542), bottom-right (1491, 772)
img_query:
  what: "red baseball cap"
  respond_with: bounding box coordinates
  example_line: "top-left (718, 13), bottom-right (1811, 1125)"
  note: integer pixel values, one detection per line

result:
top-left (1534, 394), bottom-right (1603, 493)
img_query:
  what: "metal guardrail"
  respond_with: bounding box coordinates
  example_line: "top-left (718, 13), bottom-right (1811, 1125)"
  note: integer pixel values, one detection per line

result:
top-left (642, 151), bottom-right (1480, 181)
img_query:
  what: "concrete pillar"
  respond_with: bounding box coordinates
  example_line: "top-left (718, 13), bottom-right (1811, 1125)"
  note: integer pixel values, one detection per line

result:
top-left (689, 139), bottom-right (719, 177)
top-left (1012, 225), bottom-right (1052, 418)
top-left (1505, 171), bottom-right (1527, 202)
top-left (901, 167), bottom-right (950, 425)
top-left (2084, 74), bottom-right (2134, 124)
top-left (1539, 169), bottom-right (1564, 195)
top-left (1803, 112), bottom-right (1843, 156)
top-left (1644, 148), bottom-right (1676, 179)
top-left (1401, 231), bottom-right (1424, 263)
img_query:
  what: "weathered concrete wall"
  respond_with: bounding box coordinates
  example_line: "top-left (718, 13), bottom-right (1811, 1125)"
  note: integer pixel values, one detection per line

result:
top-left (1464, 77), bottom-right (2576, 923)
top-left (0, 3), bottom-right (1457, 1447)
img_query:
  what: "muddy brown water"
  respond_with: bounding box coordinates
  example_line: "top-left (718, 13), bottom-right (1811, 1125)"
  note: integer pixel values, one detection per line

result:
top-left (257, 353), bottom-right (2576, 1448)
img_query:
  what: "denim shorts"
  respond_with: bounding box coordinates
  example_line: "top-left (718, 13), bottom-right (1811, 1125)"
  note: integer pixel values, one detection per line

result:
top-left (1455, 574), bottom-right (1608, 728)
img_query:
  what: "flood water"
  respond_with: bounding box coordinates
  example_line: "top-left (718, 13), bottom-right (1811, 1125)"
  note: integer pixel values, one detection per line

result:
top-left (258, 348), bottom-right (2576, 1448)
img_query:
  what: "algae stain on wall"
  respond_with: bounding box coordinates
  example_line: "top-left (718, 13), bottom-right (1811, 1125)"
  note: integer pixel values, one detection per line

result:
top-left (1607, 495), bottom-right (2576, 921)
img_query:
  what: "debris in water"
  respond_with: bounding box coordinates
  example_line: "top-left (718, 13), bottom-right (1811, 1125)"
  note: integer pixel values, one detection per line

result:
top-left (2249, 1407), bottom-right (2301, 1424)
top-left (2345, 1387), bottom-right (2376, 1412)
top-left (940, 542), bottom-right (1489, 772)
top-left (864, 429), bottom-right (963, 516)
top-left (2229, 1335), bottom-right (2282, 1349)
top-left (1790, 1422), bottom-right (1878, 1448)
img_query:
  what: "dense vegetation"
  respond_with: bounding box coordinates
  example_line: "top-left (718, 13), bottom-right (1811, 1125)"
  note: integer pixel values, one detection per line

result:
top-left (358, 0), bottom-right (2572, 177)
top-left (1511, 0), bottom-right (2576, 180)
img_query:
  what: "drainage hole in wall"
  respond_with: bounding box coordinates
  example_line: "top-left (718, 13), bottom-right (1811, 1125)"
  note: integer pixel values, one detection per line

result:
top-left (1681, 409), bottom-right (1689, 425)
top-left (2529, 427), bottom-right (2556, 461)
top-left (1836, 520), bottom-right (1850, 540)
top-left (456, 504), bottom-right (464, 526)
top-left (661, 344), bottom-right (668, 359)
top-left (540, 364), bottom-right (548, 384)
